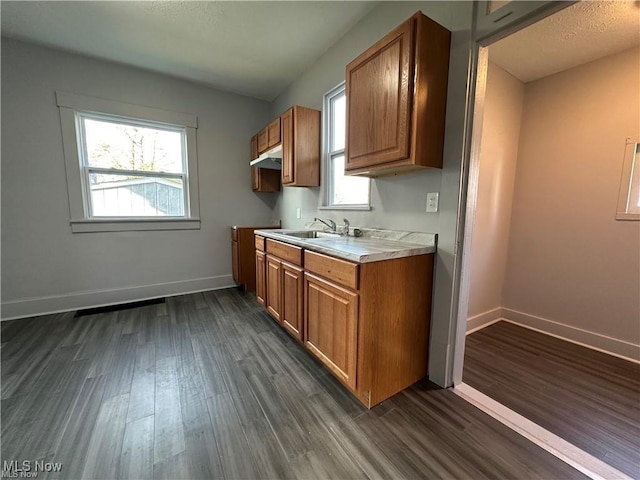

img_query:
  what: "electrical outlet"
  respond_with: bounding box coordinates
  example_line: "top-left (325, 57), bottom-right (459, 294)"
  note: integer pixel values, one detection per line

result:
top-left (426, 192), bottom-right (439, 213)
top-left (296, 207), bottom-right (301, 219)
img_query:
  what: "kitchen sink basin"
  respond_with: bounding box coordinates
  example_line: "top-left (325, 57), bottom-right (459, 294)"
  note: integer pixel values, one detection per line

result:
top-left (282, 230), bottom-right (341, 239)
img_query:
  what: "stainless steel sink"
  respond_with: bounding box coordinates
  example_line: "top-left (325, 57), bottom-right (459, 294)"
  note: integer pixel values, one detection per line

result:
top-left (281, 230), bottom-right (341, 239)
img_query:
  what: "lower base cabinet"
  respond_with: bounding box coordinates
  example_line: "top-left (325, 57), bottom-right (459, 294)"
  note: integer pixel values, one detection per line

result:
top-left (256, 236), bottom-right (434, 408)
top-left (255, 249), bottom-right (266, 306)
top-left (304, 272), bottom-right (358, 389)
top-left (265, 255), bottom-right (282, 322)
top-left (263, 239), bottom-right (304, 337)
top-left (281, 262), bottom-right (304, 341)
top-left (232, 226), bottom-right (278, 292)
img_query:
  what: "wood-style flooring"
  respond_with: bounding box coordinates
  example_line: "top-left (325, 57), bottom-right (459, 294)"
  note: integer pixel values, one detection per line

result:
top-left (464, 320), bottom-right (640, 479)
top-left (1, 289), bottom-right (586, 479)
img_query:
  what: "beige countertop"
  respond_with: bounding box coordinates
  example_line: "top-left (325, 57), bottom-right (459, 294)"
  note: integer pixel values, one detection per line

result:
top-left (254, 228), bottom-right (437, 263)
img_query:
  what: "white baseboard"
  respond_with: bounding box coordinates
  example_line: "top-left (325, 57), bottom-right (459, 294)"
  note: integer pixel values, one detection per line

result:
top-left (1, 275), bottom-right (235, 321)
top-left (454, 383), bottom-right (633, 480)
top-left (502, 308), bottom-right (640, 364)
top-left (466, 307), bottom-right (503, 334)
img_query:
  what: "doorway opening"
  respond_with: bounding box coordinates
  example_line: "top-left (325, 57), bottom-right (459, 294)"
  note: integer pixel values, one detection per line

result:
top-left (454, 1), bottom-right (640, 478)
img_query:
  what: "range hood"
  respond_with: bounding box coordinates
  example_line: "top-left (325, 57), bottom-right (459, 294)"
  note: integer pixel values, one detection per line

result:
top-left (250, 144), bottom-right (282, 170)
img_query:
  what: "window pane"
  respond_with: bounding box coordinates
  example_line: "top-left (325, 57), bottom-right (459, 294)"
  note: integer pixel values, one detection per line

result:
top-left (629, 144), bottom-right (640, 214)
top-left (83, 117), bottom-right (184, 173)
top-left (331, 155), bottom-right (369, 205)
top-left (332, 93), bottom-right (346, 151)
top-left (89, 173), bottom-right (184, 217)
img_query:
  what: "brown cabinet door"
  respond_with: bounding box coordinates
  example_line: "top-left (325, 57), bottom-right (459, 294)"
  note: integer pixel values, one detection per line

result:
top-left (255, 250), bottom-right (266, 306)
top-left (281, 108), bottom-right (294, 184)
top-left (251, 134), bottom-right (260, 191)
top-left (258, 128), bottom-right (268, 154)
top-left (251, 167), bottom-right (260, 191)
top-left (265, 255), bottom-right (282, 322)
top-left (281, 262), bottom-right (303, 341)
top-left (267, 118), bottom-right (281, 148)
top-left (345, 18), bottom-right (414, 171)
top-left (304, 272), bottom-right (358, 389)
top-left (250, 134), bottom-right (259, 160)
top-left (232, 241), bottom-right (239, 284)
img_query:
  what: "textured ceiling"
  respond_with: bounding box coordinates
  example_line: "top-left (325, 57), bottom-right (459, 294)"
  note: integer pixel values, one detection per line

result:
top-left (0, 1), bottom-right (376, 101)
top-left (490, 0), bottom-right (640, 82)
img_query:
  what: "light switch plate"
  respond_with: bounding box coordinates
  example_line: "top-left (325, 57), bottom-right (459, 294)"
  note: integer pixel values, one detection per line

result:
top-left (426, 192), bottom-right (439, 213)
top-left (296, 207), bottom-right (301, 219)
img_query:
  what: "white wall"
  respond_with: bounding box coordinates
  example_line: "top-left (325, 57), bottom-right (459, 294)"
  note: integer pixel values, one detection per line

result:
top-left (466, 62), bottom-right (524, 330)
top-left (269, 1), bottom-right (475, 385)
top-left (502, 46), bottom-right (640, 356)
top-left (1, 38), bottom-right (277, 318)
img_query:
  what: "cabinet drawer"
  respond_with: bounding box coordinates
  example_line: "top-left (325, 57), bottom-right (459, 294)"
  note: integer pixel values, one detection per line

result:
top-left (255, 235), bottom-right (265, 252)
top-left (266, 239), bottom-right (302, 267)
top-left (304, 250), bottom-right (358, 290)
top-left (231, 228), bottom-right (238, 241)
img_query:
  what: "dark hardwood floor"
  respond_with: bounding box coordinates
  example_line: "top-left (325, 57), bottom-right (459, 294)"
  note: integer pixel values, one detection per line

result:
top-left (464, 320), bottom-right (640, 479)
top-left (1, 288), bottom-right (586, 479)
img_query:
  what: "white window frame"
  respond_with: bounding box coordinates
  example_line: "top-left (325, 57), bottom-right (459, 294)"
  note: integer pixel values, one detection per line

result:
top-left (57, 92), bottom-right (200, 232)
top-left (616, 138), bottom-right (640, 221)
top-left (320, 82), bottom-right (371, 211)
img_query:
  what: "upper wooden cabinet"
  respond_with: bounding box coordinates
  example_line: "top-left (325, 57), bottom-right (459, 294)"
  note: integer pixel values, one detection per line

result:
top-left (251, 134), bottom-right (280, 193)
top-left (257, 129), bottom-right (268, 154)
top-left (345, 12), bottom-right (451, 177)
top-left (267, 118), bottom-right (281, 149)
top-left (251, 167), bottom-right (280, 193)
top-left (281, 106), bottom-right (320, 187)
top-left (251, 134), bottom-right (258, 160)
top-left (250, 105), bottom-right (319, 190)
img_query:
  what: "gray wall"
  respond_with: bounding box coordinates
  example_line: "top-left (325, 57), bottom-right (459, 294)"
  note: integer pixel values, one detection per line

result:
top-left (467, 62), bottom-right (524, 324)
top-left (503, 46), bottom-right (640, 348)
top-left (1, 38), bottom-right (276, 318)
top-left (269, 1), bottom-right (474, 385)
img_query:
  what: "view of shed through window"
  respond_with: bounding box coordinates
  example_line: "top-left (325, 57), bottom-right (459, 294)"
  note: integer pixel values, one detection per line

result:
top-left (325, 84), bottom-right (370, 207)
top-left (80, 114), bottom-right (188, 217)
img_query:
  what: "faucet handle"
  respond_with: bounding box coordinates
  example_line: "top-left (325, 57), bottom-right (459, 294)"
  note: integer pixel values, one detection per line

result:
top-left (343, 218), bottom-right (350, 236)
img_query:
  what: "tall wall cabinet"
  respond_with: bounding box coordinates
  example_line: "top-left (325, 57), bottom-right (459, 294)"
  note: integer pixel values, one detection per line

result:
top-left (250, 106), bottom-right (320, 190)
top-left (345, 11), bottom-right (451, 177)
top-left (280, 106), bottom-right (320, 187)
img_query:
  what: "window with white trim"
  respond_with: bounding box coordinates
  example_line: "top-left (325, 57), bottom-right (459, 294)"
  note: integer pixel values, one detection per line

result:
top-left (57, 92), bottom-right (200, 232)
top-left (323, 83), bottom-right (370, 209)
top-left (616, 139), bottom-right (640, 220)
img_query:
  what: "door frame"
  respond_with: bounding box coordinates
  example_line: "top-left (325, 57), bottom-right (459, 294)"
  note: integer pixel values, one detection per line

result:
top-left (449, 0), bottom-right (576, 386)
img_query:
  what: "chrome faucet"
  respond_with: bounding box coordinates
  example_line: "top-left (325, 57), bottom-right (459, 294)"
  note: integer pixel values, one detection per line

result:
top-left (343, 218), bottom-right (350, 237)
top-left (314, 217), bottom-right (337, 232)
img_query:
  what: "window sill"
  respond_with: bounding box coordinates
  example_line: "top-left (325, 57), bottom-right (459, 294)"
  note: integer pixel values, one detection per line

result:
top-left (319, 205), bottom-right (372, 211)
top-left (615, 212), bottom-right (640, 221)
top-left (71, 218), bottom-right (201, 233)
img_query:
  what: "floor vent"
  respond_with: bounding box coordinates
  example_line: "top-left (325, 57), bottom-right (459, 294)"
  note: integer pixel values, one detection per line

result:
top-left (74, 297), bottom-right (165, 317)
